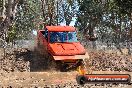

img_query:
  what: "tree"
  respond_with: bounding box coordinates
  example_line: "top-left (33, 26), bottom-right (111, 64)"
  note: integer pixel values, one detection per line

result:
top-left (58, 0), bottom-right (78, 25)
top-left (76, 0), bottom-right (103, 49)
top-left (0, 0), bottom-right (20, 58)
top-left (76, 0), bottom-right (132, 54)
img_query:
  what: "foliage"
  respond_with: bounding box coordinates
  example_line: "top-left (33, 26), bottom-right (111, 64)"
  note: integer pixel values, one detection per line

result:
top-left (58, 0), bottom-right (78, 25)
top-left (76, 0), bottom-right (132, 54)
top-left (1, 0), bottom-right (132, 55)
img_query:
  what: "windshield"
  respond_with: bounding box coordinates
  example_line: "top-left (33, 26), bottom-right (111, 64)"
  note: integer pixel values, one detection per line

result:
top-left (50, 32), bottom-right (78, 43)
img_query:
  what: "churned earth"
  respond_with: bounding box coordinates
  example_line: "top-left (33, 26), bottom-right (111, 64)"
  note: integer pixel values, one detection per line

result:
top-left (0, 47), bottom-right (132, 87)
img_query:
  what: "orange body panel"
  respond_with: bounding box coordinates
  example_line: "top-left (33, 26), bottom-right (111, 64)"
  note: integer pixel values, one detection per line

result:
top-left (53, 56), bottom-right (77, 60)
top-left (46, 26), bottom-right (75, 32)
top-left (37, 26), bottom-right (87, 61)
top-left (48, 42), bottom-right (86, 56)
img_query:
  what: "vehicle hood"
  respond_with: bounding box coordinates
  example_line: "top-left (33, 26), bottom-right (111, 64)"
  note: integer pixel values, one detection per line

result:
top-left (49, 42), bottom-right (86, 55)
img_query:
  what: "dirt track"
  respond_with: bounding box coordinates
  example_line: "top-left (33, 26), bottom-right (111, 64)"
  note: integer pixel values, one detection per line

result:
top-left (0, 71), bottom-right (132, 87)
top-left (0, 47), bottom-right (132, 87)
top-left (0, 71), bottom-right (77, 87)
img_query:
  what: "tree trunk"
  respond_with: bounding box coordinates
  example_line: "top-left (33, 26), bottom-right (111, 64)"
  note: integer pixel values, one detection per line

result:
top-left (41, 0), bottom-right (46, 27)
top-left (0, 0), bottom-right (19, 59)
top-left (89, 23), bottom-right (97, 49)
top-left (127, 13), bottom-right (132, 55)
top-left (7, 0), bottom-right (13, 26)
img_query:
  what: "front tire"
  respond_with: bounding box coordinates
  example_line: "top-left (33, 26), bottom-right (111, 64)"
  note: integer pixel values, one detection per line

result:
top-left (60, 64), bottom-right (69, 72)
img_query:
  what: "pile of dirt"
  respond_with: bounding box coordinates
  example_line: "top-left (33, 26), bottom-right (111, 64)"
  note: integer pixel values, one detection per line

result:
top-left (87, 51), bottom-right (132, 72)
top-left (0, 47), bottom-right (57, 72)
top-left (0, 48), bottom-right (132, 73)
top-left (0, 48), bottom-right (30, 72)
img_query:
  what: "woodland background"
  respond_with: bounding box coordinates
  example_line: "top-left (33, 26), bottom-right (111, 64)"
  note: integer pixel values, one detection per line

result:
top-left (0, 0), bottom-right (132, 55)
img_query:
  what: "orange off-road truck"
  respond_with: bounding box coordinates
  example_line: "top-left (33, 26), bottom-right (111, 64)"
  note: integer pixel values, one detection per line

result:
top-left (37, 26), bottom-right (89, 71)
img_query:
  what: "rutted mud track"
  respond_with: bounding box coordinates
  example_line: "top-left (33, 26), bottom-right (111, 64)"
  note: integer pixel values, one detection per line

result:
top-left (0, 48), bottom-right (132, 87)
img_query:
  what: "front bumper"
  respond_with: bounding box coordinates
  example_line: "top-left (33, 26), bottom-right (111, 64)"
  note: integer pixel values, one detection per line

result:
top-left (53, 52), bottom-right (89, 60)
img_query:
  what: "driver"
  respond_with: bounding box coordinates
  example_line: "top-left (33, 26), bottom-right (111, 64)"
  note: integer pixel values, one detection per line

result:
top-left (50, 32), bottom-right (61, 43)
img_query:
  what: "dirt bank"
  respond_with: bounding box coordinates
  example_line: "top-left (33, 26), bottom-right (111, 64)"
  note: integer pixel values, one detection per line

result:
top-left (0, 48), bottom-right (132, 87)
